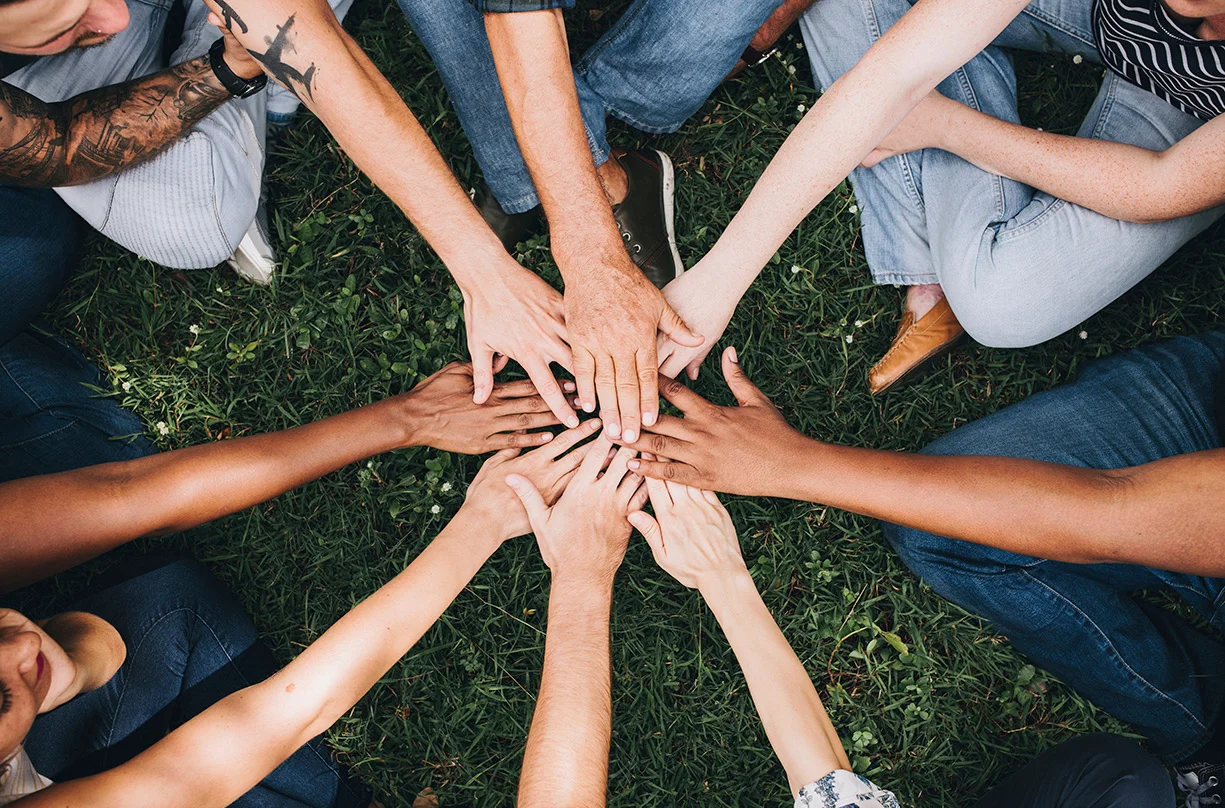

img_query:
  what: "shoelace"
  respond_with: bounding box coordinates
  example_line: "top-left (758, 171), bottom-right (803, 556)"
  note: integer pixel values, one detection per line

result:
top-left (1178, 770), bottom-right (1223, 807)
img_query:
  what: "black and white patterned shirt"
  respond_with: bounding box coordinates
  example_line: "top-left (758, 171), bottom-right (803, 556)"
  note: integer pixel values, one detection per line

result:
top-left (1094, 0), bottom-right (1225, 120)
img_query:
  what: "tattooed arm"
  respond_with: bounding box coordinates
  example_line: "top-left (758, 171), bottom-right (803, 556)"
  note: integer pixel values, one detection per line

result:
top-left (0, 30), bottom-right (259, 187)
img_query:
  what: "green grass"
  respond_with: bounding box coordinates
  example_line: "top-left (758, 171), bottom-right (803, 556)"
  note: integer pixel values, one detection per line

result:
top-left (17, 4), bottom-right (1225, 807)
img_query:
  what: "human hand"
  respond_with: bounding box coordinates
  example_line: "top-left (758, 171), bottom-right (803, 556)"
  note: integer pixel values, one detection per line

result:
top-left (628, 480), bottom-right (746, 590)
top-left (563, 256), bottom-right (702, 445)
top-left (860, 90), bottom-right (955, 168)
top-left (461, 262), bottom-right (578, 427)
top-left (207, 14), bottom-right (263, 80)
top-left (461, 418), bottom-right (605, 542)
top-left (656, 262), bottom-right (737, 381)
top-left (623, 347), bottom-right (810, 498)
top-left (398, 361), bottom-right (566, 454)
top-left (506, 435), bottom-right (648, 585)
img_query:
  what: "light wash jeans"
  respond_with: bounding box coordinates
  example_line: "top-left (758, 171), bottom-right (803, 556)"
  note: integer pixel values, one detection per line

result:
top-left (801, 0), bottom-right (1225, 348)
top-left (885, 331), bottom-right (1225, 761)
top-left (4, 0), bottom-right (352, 270)
top-left (397, 0), bottom-right (785, 214)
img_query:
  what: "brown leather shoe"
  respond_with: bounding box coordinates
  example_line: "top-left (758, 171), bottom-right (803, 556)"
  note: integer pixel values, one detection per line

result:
top-left (867, 297), bottom-right (966, 395)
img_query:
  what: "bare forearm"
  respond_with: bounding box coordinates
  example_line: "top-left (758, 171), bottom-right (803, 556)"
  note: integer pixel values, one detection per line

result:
top-left (934, 102), bottom-right (1199, 223)
top-left (45, 507), bottom-right (503, 808)
top-left (519, 577), bottom-right (615, 808)
top-left (780, 439), bottom-right (1225, 574)
top-left (0, 57), bottom-right (231, 187)
top-left (0, 397), bottom-right (417, 590)
top-left (702, 571), bottom-right (847, 794)
top-left (484, 11), bottom-right (628, 277)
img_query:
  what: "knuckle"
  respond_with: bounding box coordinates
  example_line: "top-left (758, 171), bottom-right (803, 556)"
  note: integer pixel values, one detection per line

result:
top-left (650, 434), bottom-right (669, 453)
top-left (516, 412), bottom-right (532, 428)
top-left (663, 463), bottom-right (678, 481)
top-left (663, 379), bottom-right (685, 397)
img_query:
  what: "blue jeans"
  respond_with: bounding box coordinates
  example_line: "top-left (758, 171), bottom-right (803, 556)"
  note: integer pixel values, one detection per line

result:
top-left (397, 0), bottom-right (784, 214)
top-left (0, 185), bottom-right (154, 483)
top-left (969, 734), bottom-right (1173, 807)
top-left (22, 556), bottom-right (372, 808)
top-left (801, 0), bottom-right (1225, 348)
top-left (884, 331), bottom-right (1225, 761)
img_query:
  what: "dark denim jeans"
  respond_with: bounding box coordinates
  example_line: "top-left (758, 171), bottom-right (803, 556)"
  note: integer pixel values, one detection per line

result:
top-left (885, 332), bottom-right (1225, 761)
top-left (22, 556), bottom-right (372, 807)
top-left (970, 734), bottom-right (1173, 807)
top-left (0, 184), bottom-right (154, 482)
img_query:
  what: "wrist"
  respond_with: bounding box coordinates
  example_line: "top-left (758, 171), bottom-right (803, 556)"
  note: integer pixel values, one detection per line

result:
top-left (550, 571), bottom-right (616, 603)
top-left (697, 567), bottom-right (758, 611)
top-left (772, 435), bottom-right (830, 501)
top-left (450, 502), bottom-right (512, 551)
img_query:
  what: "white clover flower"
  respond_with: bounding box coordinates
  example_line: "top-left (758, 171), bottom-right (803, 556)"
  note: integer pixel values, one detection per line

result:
top-left (156, 421), bottom-right (169, 436)
top-left (441, 482), bottom-right (452, 493)
top-left (1073, 54), bottom-right (1084, 64)
top-left (797, 104), bottom-right (806, 112)
top-left (845, 334), bottom-right (855, 344)
top-left (788, 65), bottom-right (797, 75)
top-left (1079, 330), bottom-right (1089, 340)
top-left (854, 320), bottom-right (866, 328)
top-left (122, 381), bottom-right (132, 392)
top-left (790, 265), bottom-right (803, 274)
top-left (366, 460), bottom-right (373, 468)
top-left (189, 324), bottom-right (201, 335)
top-left (849, 205), bottom-right (859, 215)
top-left (430, 504), bottom-right (442, 515)
top-left (796, 42), bottom-right (804, 49)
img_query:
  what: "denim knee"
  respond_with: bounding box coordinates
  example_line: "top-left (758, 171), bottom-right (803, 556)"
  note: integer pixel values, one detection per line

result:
top-left (1059, 734), bottom-right (1174, 805)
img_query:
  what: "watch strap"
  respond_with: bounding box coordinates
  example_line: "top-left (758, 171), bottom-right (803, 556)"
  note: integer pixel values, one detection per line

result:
top-left (208, 37), bottom-right (267, 99)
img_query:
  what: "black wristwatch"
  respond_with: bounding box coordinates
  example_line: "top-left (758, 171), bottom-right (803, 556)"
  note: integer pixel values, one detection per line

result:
top-left (740, 42), bottom-right (779, 68)
top-left (208, 37), bottom-right (267, 98)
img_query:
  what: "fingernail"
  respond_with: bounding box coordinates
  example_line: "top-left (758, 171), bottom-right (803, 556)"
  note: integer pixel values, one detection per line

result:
top-left (728, 346), bottom-right (739, 364)
top-left (583, 401), bottom-right (595, 413)
top-left (563, 381), bottom-right (576, 392)
top-left (643, 412), bottom-right (657, 426)
top-left (540, 432), bottom-right (554, 442)
top-left (607, 423), bottom-right (621, 438)
top-left (628, 459), bottom-right (640, 469)
top-left (589, 417), bottom-right (602, 429)
top-left (565, 416), bottom-right (580, 428)
top-left (624, 429), bottom-right (637, 442)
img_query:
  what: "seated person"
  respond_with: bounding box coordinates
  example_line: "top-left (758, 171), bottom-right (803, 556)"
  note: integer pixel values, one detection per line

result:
top-left (1, 0), bottom-right (581, 426)
top-left (0, 398), bottom-right (605, 805)
top-left (620, 336), bottom-right (1225, 803)
top-left (655, 0), bottom-right (1225, 394)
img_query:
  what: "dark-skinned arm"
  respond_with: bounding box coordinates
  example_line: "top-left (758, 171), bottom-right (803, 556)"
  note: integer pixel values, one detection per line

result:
top-left (624, 347), bottom-right (1225, 577)
top-left (0, 30), bottom-right (258, 187)
top-left (0, 364), bottom-right (562, 592)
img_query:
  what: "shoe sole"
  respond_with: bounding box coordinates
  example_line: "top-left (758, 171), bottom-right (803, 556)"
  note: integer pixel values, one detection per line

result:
top-left (871, 332), bottom-right (966, 395)
top-left (653, 149), bottom-right (684, 279)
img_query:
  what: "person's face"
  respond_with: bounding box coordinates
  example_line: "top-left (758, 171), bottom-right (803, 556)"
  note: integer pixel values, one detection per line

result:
top-left (0, 0), bottom-right (129, 56)
top-left (0, 612), bottom-right (54, 762)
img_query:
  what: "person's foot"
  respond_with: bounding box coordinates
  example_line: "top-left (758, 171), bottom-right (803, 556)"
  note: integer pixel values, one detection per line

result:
top-left (1178, 761), bottom-right (1224, 807)
top-left (473, 184), bottom-right (546, 254)
top-left (608, 148), bottom-right (683, 289)
top-left (867, 285), bottom-right (965, 395)
top-left (227, 199), bottom-right (275, 285)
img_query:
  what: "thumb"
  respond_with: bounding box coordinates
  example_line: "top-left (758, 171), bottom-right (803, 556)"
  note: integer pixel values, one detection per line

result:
top-left (505, 473), bottom-right (548, 527)
top-left (471, 346), bottom-right (495, 404)
top-left (628, 510), bottom-right (664, 557)
top-left (658, 303), bottom-right (704, 348)
top-left (722, 346), bottom-right (765, 407)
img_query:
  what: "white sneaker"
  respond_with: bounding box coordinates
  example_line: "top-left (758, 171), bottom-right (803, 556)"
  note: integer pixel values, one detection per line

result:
top-left (226, 208), bottom-right (275, 285)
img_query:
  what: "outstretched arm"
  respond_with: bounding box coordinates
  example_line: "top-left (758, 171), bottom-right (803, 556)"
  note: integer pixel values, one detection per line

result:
top-left (656, 0), bottom-right (1032, 378)
top-left (626, 348), bottom-right (1225, 576)
top-left (18, 424), bottom-right (602, 808)
top-left (0, 30), bottom-right (257, 187)
top-left (204, 0), bottom-right (578, 423)
top-left (509, 436), bottom-right (647, 807)
top-left (0, 364), bottom-right (559, 591)
top-left (630, 482), bottom-right (851, 794)
top-left (863, 91), bottom-right (1225, 224)
top-left (483, 8), bottom-right (701, 445)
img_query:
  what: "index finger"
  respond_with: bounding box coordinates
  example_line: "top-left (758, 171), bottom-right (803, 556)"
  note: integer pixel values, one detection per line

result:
top-left (524, 359), bottom-right (579, 428)
top-left (658, 377), bottom-right (710, 414)
top-left (636, 348), bottom-right (659, 429)
top-left (577, 433), bottom-right (615, 483)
